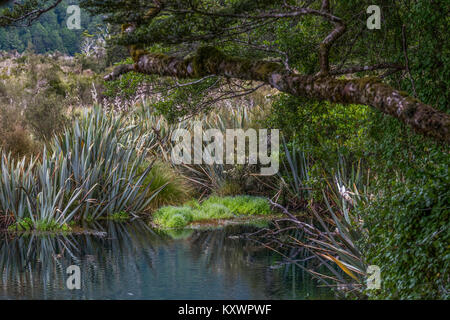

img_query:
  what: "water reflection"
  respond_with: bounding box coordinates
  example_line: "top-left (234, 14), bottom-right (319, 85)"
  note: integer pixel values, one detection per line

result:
top-left (0, 221), bottom-right (333, 299)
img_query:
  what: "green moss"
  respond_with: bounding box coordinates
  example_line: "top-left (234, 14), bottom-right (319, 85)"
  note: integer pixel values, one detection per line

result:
top-left (129, 45), bottom-right (149, 62)
top-left (253, 61), bottom-right (283, 77)
top-left (192, 46), bottom-right (226, 76)
top-left (355, 76), bottom-right (381, 91)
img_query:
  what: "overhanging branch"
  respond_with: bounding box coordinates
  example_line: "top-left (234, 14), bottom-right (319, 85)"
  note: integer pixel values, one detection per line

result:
top-left (105, 47), bottom-right (449, 144)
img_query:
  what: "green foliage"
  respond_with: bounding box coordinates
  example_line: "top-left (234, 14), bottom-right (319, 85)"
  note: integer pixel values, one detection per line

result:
top-left (0, 52), bottom-right (98, 153)
top-left (25, 93), bottom-right (68, 140)
top-left (103, 59), bottom-right (153, 100)
top-left (152, 76), bottom-right (221, 123)
top-left (193, 203), bottom-right (234, 220)
top-left (0, 0), bottom-right (103, 55)
top-left (363, 171), bottom-right (449, 299)
top-left (202, 196), bottom-right (271, 216)
top-left (7, 217), bottom-right (33, 232)
top-left (153, 206), bottom-right (194, 229)
top-left (351, 1), bottom-right (449, 299)
top-left (8, 217), bottom-right (71, 232)
top-left (162, 228), bottom-right (195, 240)
top-left (153, 195), bottom-right (271, 229)
top-left (267, 96), bottom-right (370, 166)
top-left (0, 0), bottom-right (447, 299)
top-left (109, 211), bottom-right (131, 221)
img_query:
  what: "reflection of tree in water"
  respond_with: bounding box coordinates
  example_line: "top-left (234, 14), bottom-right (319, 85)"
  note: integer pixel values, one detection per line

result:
top-left (0, 221), bottom-right (333, 299)
top-left (0, 220), bottom-right (161, 299)
top-left (0, 233), bottom-right (78, 299)
top-left (185, 224), bottom-right (332, 299)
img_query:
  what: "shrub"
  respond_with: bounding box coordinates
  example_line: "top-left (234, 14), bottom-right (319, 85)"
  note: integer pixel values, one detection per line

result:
top-left (25, 93), bottom-right (68, 140)
top-left (0, 103), bottom-right (38, 157)
top-left (109, 211), bottom-right (131, 221)
top-left (215, 180), bottom-right (244, 197)
top-left (363, 169), bottom-right (449, 299)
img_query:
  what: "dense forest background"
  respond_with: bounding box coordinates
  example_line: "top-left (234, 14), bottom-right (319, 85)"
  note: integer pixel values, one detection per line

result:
top-left (0, 0), bottom-right (100, 54)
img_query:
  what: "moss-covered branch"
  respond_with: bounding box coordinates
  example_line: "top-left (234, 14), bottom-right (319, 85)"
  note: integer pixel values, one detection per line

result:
top-left (105, 47), bottom-right (450, 143)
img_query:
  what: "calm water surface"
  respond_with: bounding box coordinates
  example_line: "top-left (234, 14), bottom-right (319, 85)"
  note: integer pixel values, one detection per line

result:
top-left (0, 220), bottom-right (334, 299)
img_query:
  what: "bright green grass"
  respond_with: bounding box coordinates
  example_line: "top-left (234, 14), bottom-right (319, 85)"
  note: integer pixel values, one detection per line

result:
top-left (153, 195), bottom-right (271, 229)
top-left (203, 196), bottom-right (271, 216)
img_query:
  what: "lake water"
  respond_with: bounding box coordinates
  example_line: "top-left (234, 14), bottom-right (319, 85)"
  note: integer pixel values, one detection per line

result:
top-left (0, 220), bottom-right (334, 300)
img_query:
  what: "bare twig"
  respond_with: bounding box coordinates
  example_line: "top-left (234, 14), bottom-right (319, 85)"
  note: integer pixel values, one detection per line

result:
top-left (402, 24), bottom-right (417, 97)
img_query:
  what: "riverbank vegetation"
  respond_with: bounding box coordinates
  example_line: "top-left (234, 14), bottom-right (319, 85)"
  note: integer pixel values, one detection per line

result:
top-left (153, 196), bottom-right (272, 229)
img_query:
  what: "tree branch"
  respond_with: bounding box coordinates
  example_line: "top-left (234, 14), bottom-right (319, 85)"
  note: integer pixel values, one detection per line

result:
top-left (105, 47), bottom-right (450, 143)
top-left (402, 25), bottom-right (417, 97)
top-left (0, 0), bottom-right (63, 27)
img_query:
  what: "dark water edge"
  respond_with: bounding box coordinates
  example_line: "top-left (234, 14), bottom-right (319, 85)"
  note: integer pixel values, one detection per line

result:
top-left (0, 220), bottom-right (335, 300)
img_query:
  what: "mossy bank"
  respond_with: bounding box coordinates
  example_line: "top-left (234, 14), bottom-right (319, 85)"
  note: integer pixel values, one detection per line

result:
top-left (152, 195), bottom-right (276, 229)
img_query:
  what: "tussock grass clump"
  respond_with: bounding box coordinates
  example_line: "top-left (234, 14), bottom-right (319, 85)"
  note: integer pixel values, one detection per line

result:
top-left (139, 161), bottom-right (192, 211)
top-left (152, 196), bottom-right (271, 229)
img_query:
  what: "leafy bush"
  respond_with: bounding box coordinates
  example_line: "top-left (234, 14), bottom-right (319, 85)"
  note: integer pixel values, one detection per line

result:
top-left (363, 165), bottom-right (449, 299)
top-left (266, 96), bottom-right (369, 167)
